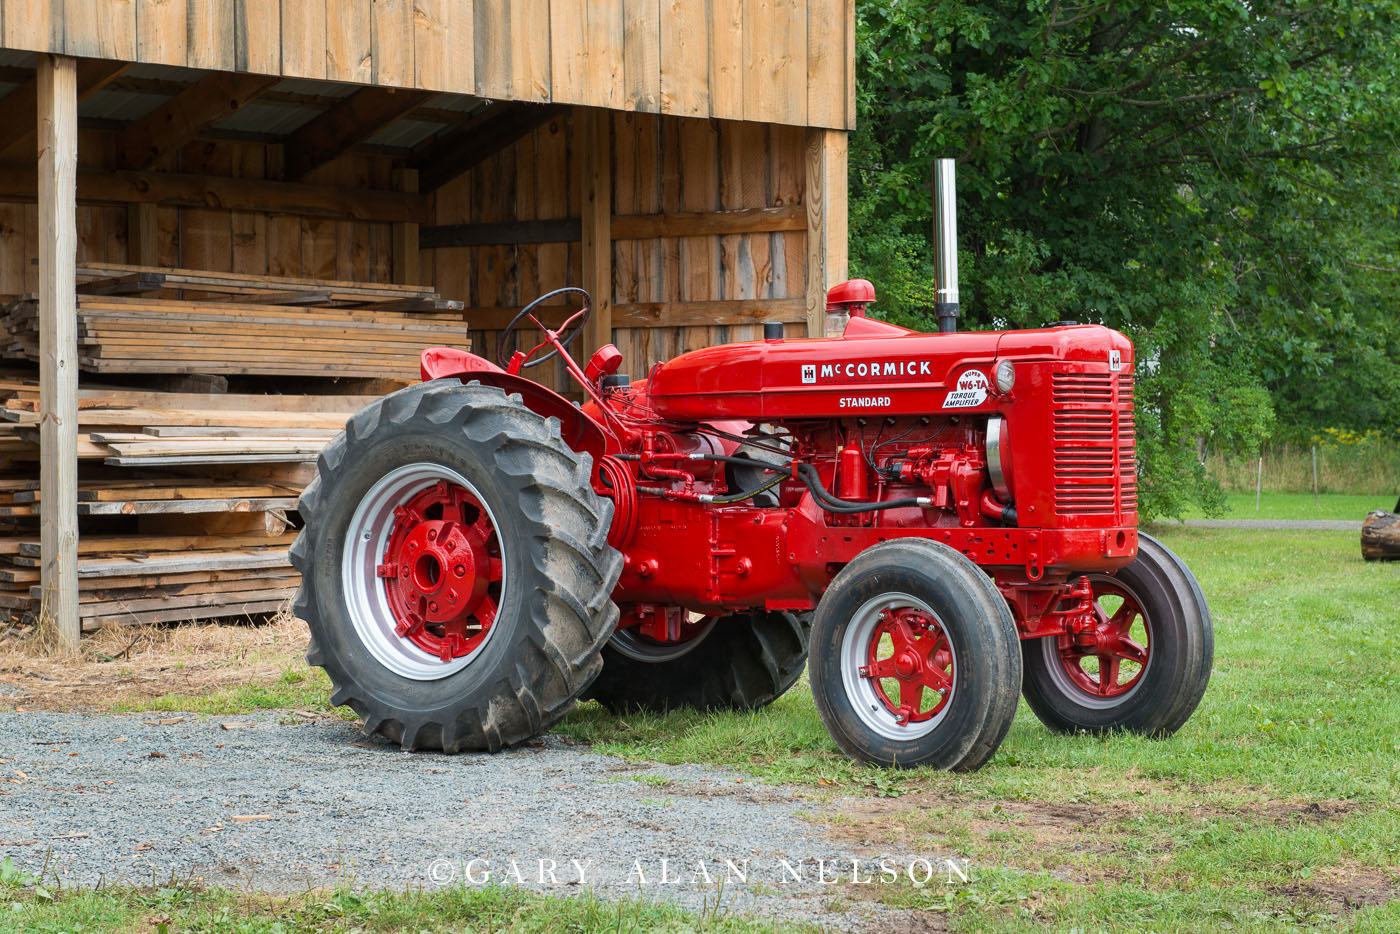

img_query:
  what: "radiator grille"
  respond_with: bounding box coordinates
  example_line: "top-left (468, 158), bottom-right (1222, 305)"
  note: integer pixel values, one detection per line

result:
top-left (1052, 372), bottom-right (1136, 516)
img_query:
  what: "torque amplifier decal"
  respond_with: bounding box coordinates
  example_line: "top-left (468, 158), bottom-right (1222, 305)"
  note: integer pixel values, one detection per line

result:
top-left (942, 369), bottom-right (989, 408)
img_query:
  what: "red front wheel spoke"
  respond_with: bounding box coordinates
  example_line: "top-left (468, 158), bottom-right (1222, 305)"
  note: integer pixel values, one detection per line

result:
top-left (896, 680), bottom-right (922, 714)
top-left (1114, 637), bottom-right (1148, 666)
top-left (1097, 655), bottom-right (1121, 695)
top-left (922, 664), bottom-right (952, 693)
top-left (865, 656), bottom-right (899, 680)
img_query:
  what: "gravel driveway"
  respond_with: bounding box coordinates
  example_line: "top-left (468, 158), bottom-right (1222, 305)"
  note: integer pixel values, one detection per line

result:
top-left (0, 712), bottom-right (941, 928)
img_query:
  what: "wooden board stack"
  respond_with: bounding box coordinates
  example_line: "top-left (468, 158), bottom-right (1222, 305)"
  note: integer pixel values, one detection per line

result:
top-left (0, 263), bottom-right (471, 633)
top-left (0, 383), bottom-right (377, 630)
top-left (1, 264), bottom-right (466, 379)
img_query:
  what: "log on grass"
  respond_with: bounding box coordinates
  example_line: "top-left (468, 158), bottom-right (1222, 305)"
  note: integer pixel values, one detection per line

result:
top-left (1361, 511), bottom-right (1400, 562)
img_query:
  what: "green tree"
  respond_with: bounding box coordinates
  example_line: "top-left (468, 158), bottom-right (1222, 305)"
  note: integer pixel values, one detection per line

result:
top-left (850, 0), bottom-right (1400, 517)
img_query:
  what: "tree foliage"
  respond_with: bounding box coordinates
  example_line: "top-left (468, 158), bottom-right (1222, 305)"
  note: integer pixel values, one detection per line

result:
top-left (850, 0), bottom-right (1400, 517)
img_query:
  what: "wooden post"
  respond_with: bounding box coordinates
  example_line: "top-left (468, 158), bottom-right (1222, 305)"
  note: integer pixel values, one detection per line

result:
top-left (1256, 456), bottom-right (1263, 512)
top-left (392, 168), bottom-right (420, 285)
top-left (576, 108), bottom-right (612, 355)
top-left (37, 55), bottom-right (80, 649)
top-left (1312, 445), bottom-right (1319, 506)
top-left (805, 128), bottom-right (848, 338)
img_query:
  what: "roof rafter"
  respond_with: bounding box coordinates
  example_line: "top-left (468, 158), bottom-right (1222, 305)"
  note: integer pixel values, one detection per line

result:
top-left (282, 87), bottom-right (435, 181)
top-left (115, 71), bottom-right (280, 171)
top-left (412, 102), bottom-right (566, 193)
top-left (0, 59), bottom-right (130, 157)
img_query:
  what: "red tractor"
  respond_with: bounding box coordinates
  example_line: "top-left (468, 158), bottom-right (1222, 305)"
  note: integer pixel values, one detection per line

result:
top-left (292, 282), bottom-right (1212, 772)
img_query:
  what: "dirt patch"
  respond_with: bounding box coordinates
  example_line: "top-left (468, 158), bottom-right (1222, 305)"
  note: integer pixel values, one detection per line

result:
top-left (876, 911), bottom-right (952, 933)
top-left (1268, 863), bottom-right (1400, 911)
top-left (827, 792), bottom-right (1139, 855)
top-left (0, 612), bottom-right (308, 711)
top-left (820, 790), bottom-right (1372, 892)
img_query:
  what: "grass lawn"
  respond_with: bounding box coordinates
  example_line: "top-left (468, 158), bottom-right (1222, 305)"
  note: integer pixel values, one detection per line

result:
top-left (556, 526), bottom-right (1400, 930)
top-left (5, 526), bottom-right (1398, 931)
top-left (0, 878), bottom-right (810, 933)
top-left (1174, 491), bottom-right (1393, 521)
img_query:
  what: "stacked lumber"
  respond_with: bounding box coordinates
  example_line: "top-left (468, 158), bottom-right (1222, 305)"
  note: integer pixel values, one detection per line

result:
top-left (0, 264), bottom-right (472, 634)
top-left (2, 295), bottom-right (464, 378)
top-left (0, 382), bottom-right (371, 630)
top-left (75, 263), bottom-right (464, 311)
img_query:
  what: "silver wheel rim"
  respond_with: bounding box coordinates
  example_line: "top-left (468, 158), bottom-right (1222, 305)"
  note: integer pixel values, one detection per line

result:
top-left (1040, 574), bottom-right (1152, 709)
top-left (840, 592), bottom-right (957, 741)
top-left (609, 615), bottom-right (717, 662)
top-left (341, 462), bottom-right (506, 681)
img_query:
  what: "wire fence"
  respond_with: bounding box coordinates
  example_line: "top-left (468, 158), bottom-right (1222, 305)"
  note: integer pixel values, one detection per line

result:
top-left (1207, 443), bottom-right (1400, 497)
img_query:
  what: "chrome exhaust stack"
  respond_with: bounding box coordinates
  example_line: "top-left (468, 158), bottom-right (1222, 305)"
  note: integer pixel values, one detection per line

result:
top-left (933, 158), bottom-right (959, 334)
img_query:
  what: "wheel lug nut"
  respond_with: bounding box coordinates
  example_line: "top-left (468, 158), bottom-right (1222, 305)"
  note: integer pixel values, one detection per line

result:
top-left (428, 529), bottom-right (438, 541)
top-left (454, 565), bottom-right (466, 577)
top-left (429, 602), bottom-right (439, 613)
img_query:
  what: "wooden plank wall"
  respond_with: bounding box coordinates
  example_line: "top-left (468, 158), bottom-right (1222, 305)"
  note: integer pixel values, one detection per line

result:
top-left (423, 112), bottom-right (810, 392)
top-left (0, 131), bottom-right (398, 296)
top-left (0, 0), bottom-right (855, 130)
top-left (0, 113), bottom-right (819, 395)
top-left (610, 113), bottom-right (808, 382)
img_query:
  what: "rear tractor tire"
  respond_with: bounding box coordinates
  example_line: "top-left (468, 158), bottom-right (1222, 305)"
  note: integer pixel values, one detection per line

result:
top-left (291, 381), bottom-right (622, 752)
top-left (808, 539), bottom-right (1022, 771)
top-left (585, 610), bottom-right (811, 713)
top-left (1020, 533), bottom-right (1213, 737)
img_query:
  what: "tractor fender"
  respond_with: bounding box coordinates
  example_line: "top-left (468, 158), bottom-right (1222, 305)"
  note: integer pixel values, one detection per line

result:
top-left (419, 347), bottom-right (608, 459)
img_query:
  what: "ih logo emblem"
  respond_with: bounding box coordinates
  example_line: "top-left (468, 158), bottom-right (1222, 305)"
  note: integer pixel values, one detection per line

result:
top-left (1109, 350), bottom-right (1122, 372)
top-left (801, 364), bottom-right (817, 384)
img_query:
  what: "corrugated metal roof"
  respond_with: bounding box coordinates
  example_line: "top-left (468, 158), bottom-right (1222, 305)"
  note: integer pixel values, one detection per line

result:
top-left (212, 100), bottom-right (322, 136)
top-left (0, 49), bottom-right (36, 69)
top-left (271, 77), bottom-right (358, 99)
top-left (0, 57), bottom-right (493, 152)
top-left (364, 117), bottom-right (448, 149)
top-left (79, 88), bottom-right (167, 123)
top-left (121, 62), bottom-right (204, 82)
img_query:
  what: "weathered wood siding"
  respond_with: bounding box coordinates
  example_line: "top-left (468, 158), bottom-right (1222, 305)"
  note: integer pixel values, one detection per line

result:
top-left (423, 111), bottom-right (813, 392)
top-left (0, 130), bottom-right (399, 294)
top-left (0, 0), bottom-right (855, 129)
top-left (0, 111), bottom-right (822, 393)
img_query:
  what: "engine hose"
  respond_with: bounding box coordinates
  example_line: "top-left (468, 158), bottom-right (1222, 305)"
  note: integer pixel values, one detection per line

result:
top-left (635, 472), bottom-right (785, 505)
top-left (633, 453), bottom-right (930, 511)
top-left (792, 462), bottom-right (932, 514)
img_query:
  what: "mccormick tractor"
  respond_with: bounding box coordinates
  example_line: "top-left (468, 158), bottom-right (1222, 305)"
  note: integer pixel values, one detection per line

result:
top-left (292, 282), bottom-right (1213, 772)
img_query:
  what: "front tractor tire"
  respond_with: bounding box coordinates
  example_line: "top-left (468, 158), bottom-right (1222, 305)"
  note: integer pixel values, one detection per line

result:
top-left (291, 381), bottom-right (622, 753)
top-left (585, 610), bottom-right (812, 713)
top-left (1020, 533), bottom-right (1213, 737)
top-left (809, 539), bottom-right (1022, 771)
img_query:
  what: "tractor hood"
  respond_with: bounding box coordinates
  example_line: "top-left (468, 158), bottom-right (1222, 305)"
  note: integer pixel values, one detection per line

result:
top-left (644, 316), bottom-right (1133, 421)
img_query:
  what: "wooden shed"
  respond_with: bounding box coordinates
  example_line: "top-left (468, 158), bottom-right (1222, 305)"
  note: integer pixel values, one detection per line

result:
top-left (0, 0), bottom-right (853, 644)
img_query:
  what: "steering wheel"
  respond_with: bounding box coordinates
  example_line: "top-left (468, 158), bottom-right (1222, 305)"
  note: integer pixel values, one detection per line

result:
top-left (496, 287), bottom-right (593, 369)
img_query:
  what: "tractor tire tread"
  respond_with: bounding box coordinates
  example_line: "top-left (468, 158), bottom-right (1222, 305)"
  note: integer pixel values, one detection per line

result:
top-left (292, 380), bottom-right (621, 754)
top-left (585, 610), bottom-right (812, 714)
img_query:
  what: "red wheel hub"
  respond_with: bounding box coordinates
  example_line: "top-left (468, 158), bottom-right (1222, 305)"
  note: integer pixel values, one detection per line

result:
top-left (1056, 578), bottom-right (1149, 697)
top-left (378, 479), bottom-right (502, 662)
top-left (859, 608), bottom-right (955, 725)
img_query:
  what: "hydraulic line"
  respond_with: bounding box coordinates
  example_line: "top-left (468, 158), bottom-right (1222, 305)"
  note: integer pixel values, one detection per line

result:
top-left (648, 453), bottom-right (932, 513)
